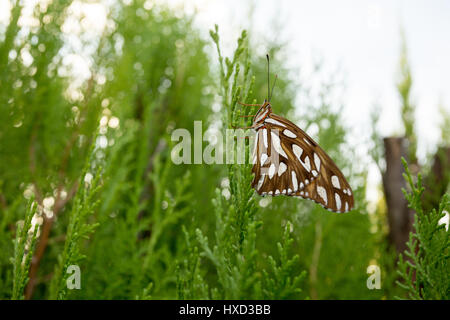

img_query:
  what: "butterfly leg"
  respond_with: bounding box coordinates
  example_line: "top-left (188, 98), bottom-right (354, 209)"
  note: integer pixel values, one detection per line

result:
top-left (237, 101), bottom-right (262, 107)
top-left (231, 125), bottom-right (256, 129)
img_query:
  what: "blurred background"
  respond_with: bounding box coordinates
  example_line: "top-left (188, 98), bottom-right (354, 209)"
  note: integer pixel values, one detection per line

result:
top-left (0, 0), bottom-right (448, 300)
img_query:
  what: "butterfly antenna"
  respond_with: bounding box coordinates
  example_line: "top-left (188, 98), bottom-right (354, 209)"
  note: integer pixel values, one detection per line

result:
top-left (266, 54), bottom-right (270, 101)
top-left (269, 75), bottom-right (278, 101)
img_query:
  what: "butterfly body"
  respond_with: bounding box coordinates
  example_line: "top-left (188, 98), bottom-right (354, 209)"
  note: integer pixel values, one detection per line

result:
top-left (250, 100), bottom-right (354, 213)
top-left (252, 100), bottom-right (272, 129)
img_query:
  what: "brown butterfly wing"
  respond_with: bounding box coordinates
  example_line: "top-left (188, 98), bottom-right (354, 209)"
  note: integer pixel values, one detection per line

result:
top-left (251, 124), bottom-right (317, 195)
top-left (251, 113), bottom-right (354, 213)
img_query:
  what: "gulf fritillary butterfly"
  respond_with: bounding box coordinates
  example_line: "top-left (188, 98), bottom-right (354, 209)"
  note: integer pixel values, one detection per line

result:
top-left (239, 55), bottom-right (354, 213)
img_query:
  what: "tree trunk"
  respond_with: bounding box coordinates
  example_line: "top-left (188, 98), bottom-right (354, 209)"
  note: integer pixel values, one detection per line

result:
top-left (382, 137), bottom-right (415, 253)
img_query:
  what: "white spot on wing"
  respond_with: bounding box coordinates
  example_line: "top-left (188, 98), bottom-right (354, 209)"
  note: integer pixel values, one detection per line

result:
top-left (292, 144), bottom-right (311, 171)
top-left (335, 193), bottom-right (341, 210)
top-left (271, 131), bottom-right (288, 158)
top-left (292, 144), bottom-right (303, 160)
top-left (278, 162), bottom-right (287, 176)
top-left (268, 163), bottom-right (276, 179)
top-left (261, 153), bottom-right (268, 165)
top-left (292, 171), bottom-right (298, 192)
top-left (314, 153), bottom-right (321, 171)
top-left (263, 129), bottom-right (268, 148)
top-left (283, 129), bottom-right (297, 138)
top-left (317, 185), bottom-right (328, 205)
top-left (257, 175), bottom-right (264, 190)
top-left (301, 156), bottom-right (311, 172)
top-left (265, 118), bottom-right (286, 127)
top-left (331, 175), bottom-right (340, 189)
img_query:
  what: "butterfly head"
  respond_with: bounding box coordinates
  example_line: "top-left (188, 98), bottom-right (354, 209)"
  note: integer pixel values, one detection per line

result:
top-left (252, 100), bottom-right (272, 128)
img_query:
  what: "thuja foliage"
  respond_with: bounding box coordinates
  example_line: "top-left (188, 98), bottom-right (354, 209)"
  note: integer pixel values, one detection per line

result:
top-left (396, 158), bottom-right (449, 299)
top-left (11, 200), bottom-right (39, 300)
top-left (49, 163), bottom-right (102, 300)
top-left (0, 0), bottom-right (215, 300)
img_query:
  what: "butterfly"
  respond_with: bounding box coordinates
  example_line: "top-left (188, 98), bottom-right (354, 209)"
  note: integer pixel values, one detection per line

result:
top-left (238, 56), bottom-right (354, 213)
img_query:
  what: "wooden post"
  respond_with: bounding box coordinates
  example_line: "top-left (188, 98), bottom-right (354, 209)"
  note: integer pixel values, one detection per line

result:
top-left (382, 137), bottom-right (415, 253)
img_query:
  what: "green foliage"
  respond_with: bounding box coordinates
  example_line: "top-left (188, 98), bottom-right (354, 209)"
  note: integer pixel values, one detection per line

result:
top-left (396, 158), bottom-right (449, 299)
top-left (1, 0), bottom-right (214, 300)
top-left (11, 200), bottom-right (39, 300)
top-left (369, 102), bottom-right (385, 171)
top-left (194, 191), bottom-right (262, 299)
top-left (176, 226), bottom-right (209, 300)
top-left (262, 222), bottom-right (307, 299)
top-left (397, 31), bottom-right (417, 164)
top-left (49, 164), bottom-right (102, 300)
